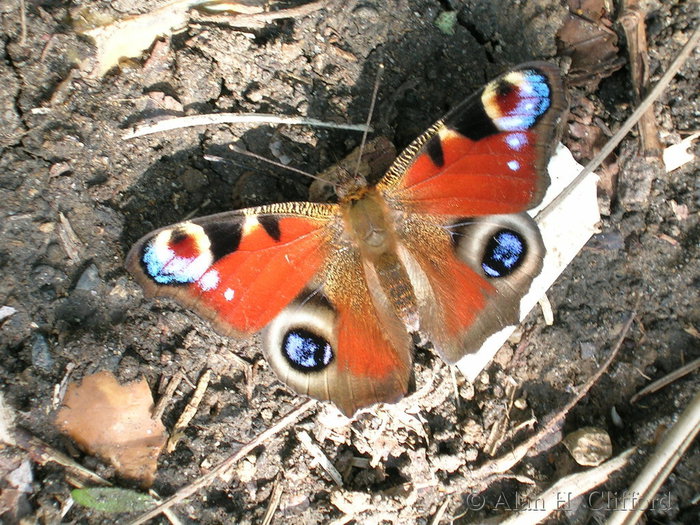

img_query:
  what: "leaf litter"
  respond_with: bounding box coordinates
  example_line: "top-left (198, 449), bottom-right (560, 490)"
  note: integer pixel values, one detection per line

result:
top-left (55, 371), bottom-right (167, 487)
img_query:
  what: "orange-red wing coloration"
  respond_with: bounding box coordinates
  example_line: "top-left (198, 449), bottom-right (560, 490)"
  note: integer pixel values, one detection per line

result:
top-left (380, 63), bottom-right (566, 217)
top-left (393, 131), bottom-right (541, 215)
top-left (126, 205), bottom-right (337, 336)
top-left (196, 217), bottom-right (330, 332)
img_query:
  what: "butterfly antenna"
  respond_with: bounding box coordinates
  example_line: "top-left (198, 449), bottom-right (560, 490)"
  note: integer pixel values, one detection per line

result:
top-left (226, 144), bottom-right (330, 185)
top-left (352, 62), bottom-right (384, 177)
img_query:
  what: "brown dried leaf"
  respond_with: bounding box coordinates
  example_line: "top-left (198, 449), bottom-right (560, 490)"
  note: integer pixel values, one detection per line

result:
top-left (557, 0), bottom-right (621, 89)
top-left (55, 371), bottom-right (167, 486)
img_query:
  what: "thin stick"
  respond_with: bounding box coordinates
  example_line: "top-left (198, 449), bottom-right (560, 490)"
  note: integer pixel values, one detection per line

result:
top-left (298, 430), bottom-right (343, 486)
top-left (194, 0), bottom-right (331, 26)
top-left (619, 0), bottom-right (662, 156)
top-left (153, 371), bottom-right (184, 421)
top-left (537, 24), bottom-right (700, 222)
top-left (227, 145), bottom-right (330, 184)
top-left (19, 0), bottom-right (27, 46)
top-left (606, 389), bottom-right (700, 525)
top-left (352, 63), bottom-right (384, 177)
top-left (494, 448), bottom-right (635, 525)
top-left (126, 399), bottom-right (317, 525)
top-left (430, 499), bottom-right (450, 525)
top-left (11, 427), bottom-right (110, 486)
top-left (166, 370), bottom-right (211, 452)
top-left (260, 475), bottom-right (284, 525)
top-left (123, 113), bottom-right (371, 140)
top-left (630, 357), bottom-right (700, 404)
top-left (466, 310), bottom-right (636, 480)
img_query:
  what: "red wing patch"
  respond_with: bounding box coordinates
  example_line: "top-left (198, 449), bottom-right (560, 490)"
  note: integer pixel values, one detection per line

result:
top-left (126, 206), bottom-right (336, 335)
top-left (380, 64), bottom-right (566, 217)
top-left (395, 130), bottom-right (541, 215)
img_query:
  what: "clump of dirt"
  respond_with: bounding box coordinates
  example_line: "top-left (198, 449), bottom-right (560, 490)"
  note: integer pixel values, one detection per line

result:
top-left (0, 0), bottom-right (698, 523)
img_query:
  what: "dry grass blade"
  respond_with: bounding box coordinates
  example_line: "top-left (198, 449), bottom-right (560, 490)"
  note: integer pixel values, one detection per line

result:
top-left (167, 370), bottom-right (211, 452)
top-left (486, 448), bottom-right (635, 525)
top-left (193, 0), bottom-right (332, 27)
top-left (607, 389), bottom-right (700, 525)
top-left (153, 371), bottom-right (185, 421)
top-left (260, 475), bottom-right (284, 525)
top-left (630, 357), bottom-right (700, 404)
top-left (537, 24), bottom-right (700, 221)
top-left (123, 113), bottom-right (371, 139)
top-left (298, 430), bottom-right (343, 487)
top-left (126, 399), bottom-right (317, 525)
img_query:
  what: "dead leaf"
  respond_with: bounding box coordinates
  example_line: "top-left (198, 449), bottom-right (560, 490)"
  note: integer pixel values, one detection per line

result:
top-left (663, 132), bottom-right (699, 172)
top-left (557, 0), bottom-right (622, 89)
top-left (55, 371), bottom-right (167, 486)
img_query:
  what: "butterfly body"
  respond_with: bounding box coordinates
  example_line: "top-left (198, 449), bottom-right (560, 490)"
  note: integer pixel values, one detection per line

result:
top-left (127, 63), bottom-right (567, 416)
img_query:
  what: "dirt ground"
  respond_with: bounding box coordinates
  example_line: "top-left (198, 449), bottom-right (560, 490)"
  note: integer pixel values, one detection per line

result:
top-left (0, 0), bottom-right (698, 523)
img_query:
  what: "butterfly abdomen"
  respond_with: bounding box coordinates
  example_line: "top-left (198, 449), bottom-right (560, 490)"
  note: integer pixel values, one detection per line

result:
top-left (343, 189), bottom-right (422, 333)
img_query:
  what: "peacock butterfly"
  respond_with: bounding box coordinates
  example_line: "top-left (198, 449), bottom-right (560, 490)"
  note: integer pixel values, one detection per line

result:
top-left (126, 63), bottom-right (567, 416)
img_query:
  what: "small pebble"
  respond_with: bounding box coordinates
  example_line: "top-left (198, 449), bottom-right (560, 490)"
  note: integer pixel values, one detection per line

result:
top-left (75, 264), bottom-right (100, 292)
top-left (562, 427), bottom-right (612, 466)
top-left (31, 333), bottom-right (54, 372)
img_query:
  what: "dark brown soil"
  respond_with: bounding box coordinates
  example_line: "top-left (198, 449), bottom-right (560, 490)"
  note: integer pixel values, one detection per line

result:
top-left (0, 0), bottom-right (698, 523)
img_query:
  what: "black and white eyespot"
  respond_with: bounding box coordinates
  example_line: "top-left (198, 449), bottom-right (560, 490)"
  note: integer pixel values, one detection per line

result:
top-left (449, 213), bottom-right (544, 282)
top-left (481, 229), bottom-right (527, 278)
top-left (281, 327), bottom-right (333, 372)
top-left (263, 292), bottom-right (337, 390)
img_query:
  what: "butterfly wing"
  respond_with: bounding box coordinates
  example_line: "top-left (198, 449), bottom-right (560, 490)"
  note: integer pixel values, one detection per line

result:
top-left (379, 62), bottom-right (566, 215)
top-left (379, 63), bottom-right (566, 362)
top-left (262, 243), bottom-right (412, 416)
top-left (126, 202), bottom-right (412, 415)
top-left (126, 203), bottom-right (338, 336)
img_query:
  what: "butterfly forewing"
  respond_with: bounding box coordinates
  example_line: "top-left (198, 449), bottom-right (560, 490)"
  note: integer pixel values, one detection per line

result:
top-left (379, 63), bottom-right (567, 217)
top-left (126, 204), bottom-right (338, 337)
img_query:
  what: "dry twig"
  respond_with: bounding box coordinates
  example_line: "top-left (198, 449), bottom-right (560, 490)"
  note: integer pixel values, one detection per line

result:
top-left (464, 310), bottom-right (636, 483)
top-left (489, 448), bottom-right (635, 525)
top-left (153, 371), bottom-right (185, 421)
top-left (260, 475), bottom-right (284, 525)
top-left (10, 427), bottom-right (110, 487)
top-left (123, 113), bottom-right (371, 140)
top-left (619, 0), bottom-right (662, 156)
top-left (192, 0), bottom-right (332, 28)
top-left (630, 357), bottom-right (700, 404)
top-left (126, 399), bottom-right (317, 525)
top-left (607, 389), bottom-right (700, 525)
top-left (538, 24), bottom-right (700, 221)
top-left (167, 370), bottom-right (212, 452)
top-left (298, 430), bottom-right (343, 487)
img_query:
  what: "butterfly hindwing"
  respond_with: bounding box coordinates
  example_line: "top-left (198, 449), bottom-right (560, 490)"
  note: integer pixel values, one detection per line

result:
top-left (127, 203), bottom-right (413, 415)
top-left (394, 212), bottom-right (545, 364)
top-left (263, 245), bottom-right (413, 416)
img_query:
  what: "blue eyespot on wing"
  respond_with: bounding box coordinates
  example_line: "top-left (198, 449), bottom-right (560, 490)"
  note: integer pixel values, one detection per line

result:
top-left (481, 229), bottom-right (527, 278)
top-left (282, 328), bottom-right (334, 372)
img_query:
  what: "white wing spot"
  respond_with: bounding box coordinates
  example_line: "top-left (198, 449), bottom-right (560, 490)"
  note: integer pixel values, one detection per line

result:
top-left (507, 160), bottom-right (520, 171)
top-left (198, 269), bottom-right (220, 291)
top-left (224, 288), bottom-right (235, 301)
top-left (505, 133), bottom-right (527, 151)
